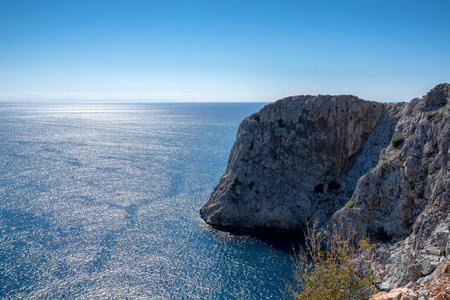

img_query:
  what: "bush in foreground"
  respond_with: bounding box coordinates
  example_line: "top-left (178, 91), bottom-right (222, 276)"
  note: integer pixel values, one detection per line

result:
top-left (290, 220), bottom-right (379, 300)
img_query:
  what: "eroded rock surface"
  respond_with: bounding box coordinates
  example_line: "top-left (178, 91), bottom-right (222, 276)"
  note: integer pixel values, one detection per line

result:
top-left (200, 95), bottom-right (385, 230)
top-left (333, 84), bottom-right (450, 289)
top-left (370, 263), bottom-right (450, 300)
top-left (200, 83), bottom-right (449, 289)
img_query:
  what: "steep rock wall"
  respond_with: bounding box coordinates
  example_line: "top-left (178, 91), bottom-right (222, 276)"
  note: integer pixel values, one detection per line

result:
top-left (200, 94), bottom-right (385, 230)
top-left (333, 83), bottom-right (450, 289)
top-left (200, 83), bottom-right (450, 289)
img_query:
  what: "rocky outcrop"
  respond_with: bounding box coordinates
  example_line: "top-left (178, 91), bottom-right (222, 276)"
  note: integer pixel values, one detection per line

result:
top-left (200, 83), bottom-right (449, 288)
top-left (369, 278), bottom-right (450, 300)
top-left (333, 83), bottom-right (450, 290)
top-left (200, 95), bottom-right (386, 230)
top-left (370, 263), bottom-right (450, 299)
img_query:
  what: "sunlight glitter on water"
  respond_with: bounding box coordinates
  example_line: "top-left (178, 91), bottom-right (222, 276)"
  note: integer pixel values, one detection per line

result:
top-left (0, 103), bottom-right (296, 299)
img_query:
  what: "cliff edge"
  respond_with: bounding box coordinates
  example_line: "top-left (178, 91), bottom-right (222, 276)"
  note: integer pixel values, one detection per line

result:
top-left (200, 83), bottom-right (449, 289)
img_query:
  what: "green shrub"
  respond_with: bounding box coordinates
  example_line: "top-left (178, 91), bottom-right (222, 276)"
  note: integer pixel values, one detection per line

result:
top-left (345, 201), bottom-right (355, 209)
top-left (427, 112), bottom-right (443, 120)
top-left (391, 136), bottom-right (404, 147)
top-left (252, 113), bottom-right (260, 122)
top-left (289, 220), bottom-right (378, 300)
top-left (426, 112), bottom-right (436, 120)
top-left (433, 139), bottom-right (438, 148)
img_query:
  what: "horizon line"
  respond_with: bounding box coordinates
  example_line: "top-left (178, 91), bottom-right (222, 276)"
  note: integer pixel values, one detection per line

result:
top-left (0, 91), bottom-right (403, 103)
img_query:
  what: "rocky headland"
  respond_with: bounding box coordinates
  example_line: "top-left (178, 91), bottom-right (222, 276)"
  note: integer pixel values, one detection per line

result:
top-left (200, 84), bottom-right (449, 292)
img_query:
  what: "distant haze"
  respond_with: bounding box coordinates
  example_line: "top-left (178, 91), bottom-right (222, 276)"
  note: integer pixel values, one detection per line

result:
top-left (1, 0), bottom-right (449, 103)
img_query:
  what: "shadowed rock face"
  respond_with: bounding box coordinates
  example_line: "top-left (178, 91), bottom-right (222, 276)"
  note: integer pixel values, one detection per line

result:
top-left (200, 94), bottom-right (385, 231)
top-left (201, 83), bottom-right (450, 290)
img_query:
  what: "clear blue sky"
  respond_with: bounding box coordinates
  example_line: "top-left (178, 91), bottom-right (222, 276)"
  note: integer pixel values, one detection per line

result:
top-left (0, 0), bottom-right (449, 102)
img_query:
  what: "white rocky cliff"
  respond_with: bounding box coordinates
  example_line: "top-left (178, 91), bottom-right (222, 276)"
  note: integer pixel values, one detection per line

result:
top-left (200, 83), bottom-right (449, 289)
top-left (201, 95), bottom-right (386, 230)
top-left (333, 83), bottom-right (449, 290)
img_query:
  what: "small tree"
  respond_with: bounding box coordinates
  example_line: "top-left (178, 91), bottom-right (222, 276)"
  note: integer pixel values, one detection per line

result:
top-left (290, 220), bottom-right (379, 300)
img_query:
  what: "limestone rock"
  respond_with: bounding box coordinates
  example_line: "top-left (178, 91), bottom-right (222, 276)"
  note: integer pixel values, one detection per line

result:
top-left (370, 277), bottom-right (450, 300)
top-left (200, 83), bottom-right (449, 289)
top-left (369, 287), bottom-right (419, 300)
top-left (333, 83), bottom-right (449, 289)
top-left (200, 94), bottom-right (385, 230)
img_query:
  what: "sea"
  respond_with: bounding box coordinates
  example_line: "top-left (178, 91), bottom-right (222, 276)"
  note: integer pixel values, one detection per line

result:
top-left (0, 103), bottom-right (299, 299)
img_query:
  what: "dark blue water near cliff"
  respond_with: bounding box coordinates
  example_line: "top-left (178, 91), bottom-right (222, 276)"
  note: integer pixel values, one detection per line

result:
top-left (0, 103), bottom-right (297, 299)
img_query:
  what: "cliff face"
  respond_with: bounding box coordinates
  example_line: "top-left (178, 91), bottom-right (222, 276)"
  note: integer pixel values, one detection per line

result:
top-left (200, 83), bottom-right (450, 289)
top-left (200, 95), bottom-right (386, 230)
top-left (334, 83), bottom-right (450, 289)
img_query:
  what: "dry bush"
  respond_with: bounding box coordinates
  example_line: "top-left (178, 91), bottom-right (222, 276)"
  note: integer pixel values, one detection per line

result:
top-left (289, 220), bottom-right (379, 300)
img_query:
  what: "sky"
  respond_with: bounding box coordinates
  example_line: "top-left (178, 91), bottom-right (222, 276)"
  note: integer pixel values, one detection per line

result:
top-left (0, 0), bottom-right (449, 103)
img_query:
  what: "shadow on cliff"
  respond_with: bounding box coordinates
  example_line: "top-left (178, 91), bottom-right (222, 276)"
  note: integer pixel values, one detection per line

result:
top-left (223, 228), bottom-right (305, 253)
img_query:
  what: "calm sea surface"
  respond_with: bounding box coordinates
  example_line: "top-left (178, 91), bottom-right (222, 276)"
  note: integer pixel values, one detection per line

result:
top-left (0, 103), bottom-right (297, 299)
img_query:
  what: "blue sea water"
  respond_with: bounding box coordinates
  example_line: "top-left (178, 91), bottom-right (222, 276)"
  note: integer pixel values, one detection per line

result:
top-left (0, 103), bottom-right (298, 299)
